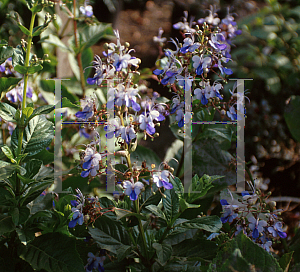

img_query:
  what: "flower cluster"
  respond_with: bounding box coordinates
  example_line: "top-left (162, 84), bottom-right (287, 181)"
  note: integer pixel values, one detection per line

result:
top-left (218, 185), bottom-right (287, 252)
top-left (68, 189), bottom-right (114, 228)
top-left (152, 8), bottom-right (242, 127)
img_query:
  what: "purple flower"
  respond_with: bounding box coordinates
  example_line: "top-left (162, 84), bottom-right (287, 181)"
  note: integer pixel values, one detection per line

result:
top-left (6, 81), bottom-right (33, 103)
top-left (81, 147), bottom-right (101, 178)
top-left (268, 222), bottom-right (287, 238)
top-left (75, 98), bottom-right (95, 121)
top-left (198, 5), bottom-right (220, 26)
top-left (153, 27), bottom-right (167, 43)
top-left (153, 170), bottom-right (173, 189)
top-left (80, 1), bottom-right (93, 17)
top-left (180, 35), bottom-right (200, 53)
top-left (209, 33), bottom-right (227, 51)
top-left (104, 118), bottom-right (122, 139)
top-left (139, 109), bottom-right (160, 135)
top-left (192, 55), bottom-right (211, 75)
top-left (120, 125), bottom-right (136, 145)
top-left (69, 208), bottom-right (84, 228)
top-left (175, 109), bottom-right (184, 128)
top-left (123, 178), bottom-right (144, 201)
top-left (248, 216), bottom-right (267, 239)
top-left (227, 106), bottom-right (242, 121)
top-left (86, 55), bottom-right (111, 86)
top-left (220, 199), bottom-right (239, 223)
top-left (85, 252), bottom-right (105, 272)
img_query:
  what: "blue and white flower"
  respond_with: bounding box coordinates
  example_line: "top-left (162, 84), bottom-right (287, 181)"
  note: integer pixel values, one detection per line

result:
top-left (120, 125), bottom-right (136, 145)
top-left (192, 55), bottom-right (211, 75)
top-left (139, 109), bottom-right (159, 135)
top-left (248, 216), bottom-right (267, 239)
top-left (268, 222), bottom-right (287, 238)
top-left (75, 97), bottom-right (95, 121)
top-left (81, 147), bottom-right (101, 177)
top-left (123, 178), bottom-right (144, 201)
top-left (180, 35), bottom-right (200, 54)
top-left (153, 170), bottom-right (173, 189)
top-left (85, 252), bottom-right (105, 272)
top-left (80, 1), bottom-right (93, 17)
top-left (6, 81), bottom-right (33, 103)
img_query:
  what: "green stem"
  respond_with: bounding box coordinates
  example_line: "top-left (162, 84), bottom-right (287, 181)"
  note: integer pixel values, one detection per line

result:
top-left (16, 12), bottom-right (36, 198)
top-left (73, 0), bottom-right (86, 97)
top-left (16, 12), bottom-right (36, 158)
top-left (134, 199), bottom-right (149, 263)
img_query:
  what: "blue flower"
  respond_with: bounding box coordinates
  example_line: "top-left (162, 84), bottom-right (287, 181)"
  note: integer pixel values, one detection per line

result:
top-left (153, 27), bottom-right (167, 44)
top-left (227, 106), bottom-right (242, 121)
top-left (197, 6), bottom-right (220, 26)
top-left (104, 118), bottom-right (122, 139)
top-left (69, 208), bottom-right (84, 228)
top-left (75, 98), bottom-right (95, 121)
top-left (81, 147), bottom-right (101, 178)
top-left (192, 55), bottom-right (211, 75)
top-left (220, 199), bottom-right (239, 223)
top-left (175, 109), bottom-right (184, 128)
top-left (123, 179), bottom-right (144, 201)
top-left (248, 216), bottom-right (267, 239)
top-left (6, 81), bottom-right (33, 103)
top-left (268, 222), bottom-right (287, 238)
top-left (80, 1), bottom-right (93, 17)
top-left (209, 33), bottom-right (227, 51)
top-left (180, 35), bottom-right (200, 53)
top-left (86, 55), bottom-right (111, 86)
top-left (153, 170), bottom-right (173, 189)
top-left (120, 125), bottom-right (136, 145)
top-left (85, 252), bottom-right (105, 272)
top-left (139, 109), bottom-right (160, 135)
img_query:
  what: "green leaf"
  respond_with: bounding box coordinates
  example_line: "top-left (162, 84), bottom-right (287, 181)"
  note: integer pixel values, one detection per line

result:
top-left (179, 198), bottom-right (200, 213)
top-left (131, 145), bottom-right (161, 169)
top-left (22, 107), bottom-right (34, 119)
top-left (24, 159), bottom-right (43, 179)
top-left (1, 145), bottom-right (14, 161)
top-left (0, 215), bottom-right (15, 235)
top-left (82, 47), bottom-right (94, 81)
top-left (27, 104), bottom-right (55, 124)
top-left (26, 148), bottom-right (54, 165)
top-left (61, 97), bottom-right (80, 109)
top-left (76, 23), bottom-right (114, 52)
top-left (176, 215), bottom-right (222, 233)
top-left (0, 77), bottom-right (22, 96)
top-left (44, 34), bottom-right (71, 53)
top-left (164, 227), bottom-right (198, 246)
top-left (209, 233), bottom-right (283, 272)
top-left (32, 16), bottom-right (52, 37)
top-left (10, 206), bottom-right (30, 225)
top-left (193, 139), bottom-right (237, 198)
top-left (184, 174), bottom-right (221, 204)
top-left (20, 232), bottom-right (85, 272)
top-left (162, 188), bottom-right (180, 224)
top-left (12, 45), bottom-right (25, 67)
top-left (152, 242), bottom-right (172, 265)
top-left (145, 204), bottom-right (166, 221)
top-left (0, 42), bottom-right (13, 65)
top-left (14, 64), bottom-right (43, 74)
top-left (0, 102), bottom-right (16, 122)
top-left (284, 95), bottom-right (300, 143)
top-left (279, 252), bottom-right (293, 272)
top-left (173, 238), bottom-right (218, 260)
top-left (11, 115), bottom-right (54, 156)
top-left (89, 216), bottom-right (131, 259)
top-left (0, 160), bottom-right (26, 181)
top-left (20, 179), bottom-right (53, 206)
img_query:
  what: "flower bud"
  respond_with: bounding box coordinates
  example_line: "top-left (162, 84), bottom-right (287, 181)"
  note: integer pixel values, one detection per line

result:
top-left (125, 42), bottom-right (130, 48)
top-left (169, 167), bottom-right (174, 173)
top-left (104, 43), bottom-right (109, 50)
top-left (221, 109), bottom-right (226, 116)
top-left (156, 122), bottom-right (160, 127)
top-left (154, 133), bottom-right (159, 137)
